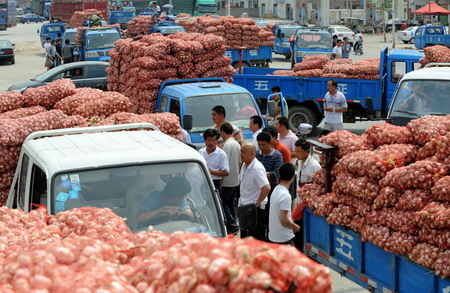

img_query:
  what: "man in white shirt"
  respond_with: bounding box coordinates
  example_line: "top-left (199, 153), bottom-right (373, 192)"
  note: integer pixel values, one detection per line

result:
top-left (323, 79), bottom-right (348, 131)
top-left (275, 116), bottom-right (297, 164)
top-left (268, 163), bottom-right (300, 245)
top-left (239, 143), bottom-right (271, 241)
top-left (199, 129), bottom-right (229, 196)
top-left (249, 115), bottom-right (263, 147)
top-left (332, 39), bottom-right (343, 59)
top-left (220, 123), bottom-right (241, 234)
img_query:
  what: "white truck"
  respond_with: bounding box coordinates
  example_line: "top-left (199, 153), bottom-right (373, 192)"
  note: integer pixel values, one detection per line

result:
top-left (6, 123), bottom-right (226, 237)
top-left (387, 64), bottom-right (450, 126)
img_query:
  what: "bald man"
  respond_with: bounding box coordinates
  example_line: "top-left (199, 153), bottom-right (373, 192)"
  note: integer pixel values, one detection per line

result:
top-left (239, 143), bottom-right (271, 241)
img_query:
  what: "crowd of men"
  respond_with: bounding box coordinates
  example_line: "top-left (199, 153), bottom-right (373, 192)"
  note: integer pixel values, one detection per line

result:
top-left (44, 33), bottom-right (75, 70)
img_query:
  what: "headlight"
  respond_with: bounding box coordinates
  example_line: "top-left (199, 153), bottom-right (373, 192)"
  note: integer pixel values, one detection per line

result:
top-left (86, 51), bottom-right (99, 58)
top-left (296, 51), bottom-right (304, 57)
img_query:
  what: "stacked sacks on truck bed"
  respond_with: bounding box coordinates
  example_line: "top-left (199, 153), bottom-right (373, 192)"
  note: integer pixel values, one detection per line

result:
top-left (0, 80), bottom-right (183, 205)
top-left (69, 9), bottom-right (105, 28)
top-left (75, 24), bottom-right (122, 47)
top-left (272, 55), bottom-right (381, 80)
top-left (106, 32), bottom-right (235, 113)
top-left (176, 15), bottom-right (275, 49)
top-left (300, 116), bottom-right (450, 278)
top-left (0, 206), bottom-right (333, 292)
top-left (418, 45), bottom-right (450, 68)
top-left (126, 15), bottom-right (155, 37)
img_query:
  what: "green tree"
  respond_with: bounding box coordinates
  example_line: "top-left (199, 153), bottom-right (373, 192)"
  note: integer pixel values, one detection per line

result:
top-left (376, 0), bottom-right (392, 42)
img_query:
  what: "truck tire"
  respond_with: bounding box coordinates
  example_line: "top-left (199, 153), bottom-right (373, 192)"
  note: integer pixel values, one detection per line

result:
top-left (285, 52), bottom-right (291, 60)
top-left (288, 106), bottom-right (317, 131)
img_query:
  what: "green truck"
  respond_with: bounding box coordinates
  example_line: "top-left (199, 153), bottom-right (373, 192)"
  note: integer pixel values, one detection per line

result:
top-left (169, 0), bottom-right (217, 16)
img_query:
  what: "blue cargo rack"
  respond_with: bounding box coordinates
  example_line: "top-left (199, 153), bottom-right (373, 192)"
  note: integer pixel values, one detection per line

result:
top-left (224, 46), bottom-right (272, 68)
top-left (303, 208), bottom-right (450, 293)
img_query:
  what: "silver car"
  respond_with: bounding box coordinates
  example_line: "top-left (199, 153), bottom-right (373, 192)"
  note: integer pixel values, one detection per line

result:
top-left (328, 26), bottom-right (356, 45)
top-left (397, 26), bottom-right (418, 44)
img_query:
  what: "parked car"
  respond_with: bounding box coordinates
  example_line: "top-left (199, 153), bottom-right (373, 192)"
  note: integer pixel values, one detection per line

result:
top-left (0, 40), bottom-right (15, 64)
top-left (328, 25), bottom-right (355, 44)
top-left (397, 26), bottom-right (418, 44)
top-left (7, 61), bottom-right (108, 92)
top-left (20, 13), bottom-right (45, 23)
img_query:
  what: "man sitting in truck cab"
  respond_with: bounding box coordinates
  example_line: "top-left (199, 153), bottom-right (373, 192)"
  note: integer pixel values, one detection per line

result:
top-left (398, 83), bottom-right (434, 114)
top-left (136, 176), bottom-right (194, 226)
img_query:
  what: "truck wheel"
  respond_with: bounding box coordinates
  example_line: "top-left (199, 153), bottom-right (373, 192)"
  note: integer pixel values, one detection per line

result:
top-left (10, 57), bottom-right (15, 65)
top-left (285, 52), bottom-right (291, 60)
top-left (288, 106), bottom-right (317, 131)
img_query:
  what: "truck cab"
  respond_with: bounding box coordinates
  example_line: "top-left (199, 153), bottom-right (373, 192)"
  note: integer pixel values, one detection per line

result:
top-left (195, 0), bottom-right (218, 15)
top-left (6, 123), bottom-right (227, 236)
top-left (387, 66), bottom-right (450, 126)
top-left (40, 22), bottom-right (66, 47)
top-left (79, 27), bottom-right (122, 61)
top-left (108, 9), bottom-right (136, 29)
top-left (156, 78), bottom-right (265, 145)
top-left (150, 20), bottom-right (185, 35)
top-left (273, 23), bottom-right (301, 59)
top-left (290, 27), bottom-right (333, 67)
top-left (414, 24), bottom-right (449, 49)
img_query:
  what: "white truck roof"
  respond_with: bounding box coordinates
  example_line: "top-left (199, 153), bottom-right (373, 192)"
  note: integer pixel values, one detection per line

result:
top-left (22, 124), bottom-right (204, 174)
top-left (400, 66), bottom-right (450, 81)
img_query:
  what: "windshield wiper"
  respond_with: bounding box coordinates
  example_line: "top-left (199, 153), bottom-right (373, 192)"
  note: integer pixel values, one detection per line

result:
top-left (393, 110), bottom-right (422, 118)
top-left (429, 112), bottom-right (448, 116)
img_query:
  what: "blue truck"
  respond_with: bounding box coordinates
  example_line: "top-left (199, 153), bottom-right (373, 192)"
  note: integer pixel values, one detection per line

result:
top-left (78, 27), bottom-right (122, 61)
top-left (290, 27), bottom-right (333, 67)
top-left (0, 0), bottom-right (16, 31)
top-left (150, 20), bottom-right (185, 35)
top-left (414, 24), bottom-right (450, 49)
top-left (43, 0), bottom-right (50, 19)
top-left (108, 8), bottom-right (135, 29)
top-left (155, 78), bottom-right (268, 145)
top-left (273, 23), bottom-right (302, 60)
top-left (40, 22), bottom-right (66, 47)
top-left (303, 208), bottom-right (450, 293)
top-left (233, 47), bottom-right (424, 129)
top-left (225, 46), bottom-right (272, 68)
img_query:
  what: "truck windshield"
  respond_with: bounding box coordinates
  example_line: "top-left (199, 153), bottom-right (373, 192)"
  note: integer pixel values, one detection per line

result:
top-left (389, 79), bottom-right (450, 117)
top-left (52, 162), bottom-right (224, 237)
top-left (46, 26), bottom-right (63, 32)
top-left (297, 32), bottom-right (332, 49)
top-left (281, 28), bottom-right (297, 40)
top-left (198, 4), bottom-right (217, 13)
top-left (186, 93), bottom-right (258, 132)
top-left (87, 33), bottom-right (120, 49)
top-left (64, 31), bottom-right (76, 44)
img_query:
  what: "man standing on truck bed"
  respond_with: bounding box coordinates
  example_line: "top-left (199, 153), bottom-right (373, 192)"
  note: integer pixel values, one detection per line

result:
top-left (212, 105), bottom-right (243, 147)
top-left (323, 79), bottom-right (348, 131)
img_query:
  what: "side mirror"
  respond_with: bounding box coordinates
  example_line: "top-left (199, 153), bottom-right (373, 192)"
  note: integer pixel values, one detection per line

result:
top-left (11, 43), bottom-right (15, 47)
top-left (281, 33), bottom-right (285, 38)
top-left (267, 101), bottom-right (277, 117)
top-left (183, 114), bottom-right (193, 131)
top-left (365, 97), bottom-right (374, 119)
top-left (297, 123), bottom-right (312, 135)
top-left (37, 29), bottom-right (40, 34)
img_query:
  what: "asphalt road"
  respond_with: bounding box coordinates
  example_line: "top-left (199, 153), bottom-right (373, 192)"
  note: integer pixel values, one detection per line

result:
top-left (0, 23), bottom-right (413, 292)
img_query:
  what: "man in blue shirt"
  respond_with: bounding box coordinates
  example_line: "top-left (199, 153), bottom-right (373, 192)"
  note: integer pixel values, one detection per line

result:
top-left (136, 176), bottom-right (194, 226)
top-left (341, 37), bottom-right (352, 59)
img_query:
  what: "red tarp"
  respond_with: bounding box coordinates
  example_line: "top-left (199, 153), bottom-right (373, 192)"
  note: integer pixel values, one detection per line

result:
top-left (412, 1), bottom-right (450, 15)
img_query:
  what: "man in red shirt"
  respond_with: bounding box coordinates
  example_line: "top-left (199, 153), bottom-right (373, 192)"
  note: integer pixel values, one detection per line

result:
top-left (262, 126), bottom-right (291, 163)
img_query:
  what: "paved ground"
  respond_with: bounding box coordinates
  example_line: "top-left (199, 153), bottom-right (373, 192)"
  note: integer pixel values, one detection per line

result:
top-left (0, 23), bottom-right (416, 292)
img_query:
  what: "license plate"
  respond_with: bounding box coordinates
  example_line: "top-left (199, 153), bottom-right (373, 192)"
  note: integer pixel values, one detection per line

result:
top-left (0, 50), bottom-right (4, 54)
